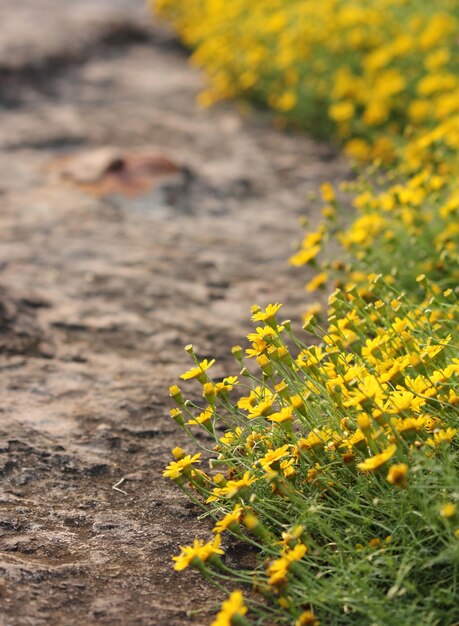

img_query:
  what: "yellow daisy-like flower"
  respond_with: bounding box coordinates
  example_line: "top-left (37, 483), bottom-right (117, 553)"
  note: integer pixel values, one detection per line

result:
top-left (423, 416), bottom-right (441, 432)
top-left (345, 429), bottom-right (367, 450)
top-left (180, 358), bottom-right (215, 381)
top-left (298, 429), bottom-right (332, 451)
top-left (206, 471), bottom-right (257, 503)
top-left (427, 428), bottom-right (457, 447)
top-left (285, 542), bottom-right (307, 563)
top-left (251, 303), bottom-right (283, 324)
top-left (329, 100), bottom-right (355, 122)
top-left (290, 244), bottom-right (321, 267)
top-left (247, 397), bottom-right (276, 419)
top-left (246, 338), bottom-right (269, 358)
top-left (281, 525), bottom-right (304, 548)
top-left (305, 272), bottom-right (329, 293)
top-left (302, 302), bottom-right (323, 320)
top-left (187, 406), bottom-right (213, 426)
top-left (172, 534), bottom-right (224, 571)
top-left (280, 458), bottom-right (296, 479)
top-left (213, 505), bottom-right (243, 533)
top-left (267, 543), bottom-right (307, 585)
top-left (259, 444), bottom-right (291, 471)
top-left (169, 408), bottom-right (184, 425)
top-left (320, 182), bottom-right (335, 203)
top-left (216, 376), bottom-right (239, 393)
top-left (296, 610), bottom-right (320, 626)
top-left (237, 386), bottom-right (265, 410)
top-left (267, 407), bottom-right (294, 424)
top-left (385, 389), bottom-right (425, 414)
top-left (420, 335), bottom-right (451, 361)
top-left (211, 591), bottom-right (248, 626)
top-left (440, 503), bottom-right (457, 519)
top-left (387, 463), bottom-right (408, 488)
top-left (357, 444), bottom-right (397, 472)
top-left (391, 416), bottom-right (426, 437)
top-left (163, 453), bottom-right (201, 480)
top-left (219, 427), bottom-right (242, 446)
top-left (247, 325), bottom-right (278, 342)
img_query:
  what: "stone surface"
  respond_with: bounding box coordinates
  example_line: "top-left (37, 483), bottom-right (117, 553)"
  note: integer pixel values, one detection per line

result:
top-left (0, 3), bottom-right (349, 625)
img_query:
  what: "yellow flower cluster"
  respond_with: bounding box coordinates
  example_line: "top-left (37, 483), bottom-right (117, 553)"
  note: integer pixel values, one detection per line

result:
top-left (154, 0), bottom-right (459, 294)
top-left (302, 167), bottom-right (459, 297)
top-left (154, 0), bottom-right (459, 162)
top-left (164, 287), bottom-right (459, 623)
top-left (152, 1), bottom-right (459, 622)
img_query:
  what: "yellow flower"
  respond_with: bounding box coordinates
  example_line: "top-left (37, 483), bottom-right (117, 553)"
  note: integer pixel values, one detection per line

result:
top-left (387, 463), bottom-right (408, 488)
top-left (187, 406), bottom-right (214, 426)
top-left (266, 557), bottom-right (290, 586)
top-left (257, 353), bottom-right (273, 374)
top-left (169, 385), bottom-right (183, 402)
top-left (259, 444), bottom-right (291, 471)
top-left (420, 336), bottom-right (451, 361)
top-left (247, 396), bottom-right (276, 419)
top-left (220, 375), bottom-right (239, 390)
top-left (276, 90), bottom-right (297, 112)
top-left (440, 503), bottom-right (457, 519)
top-left (267, 543), bottom-right (307, 585)
top-left (290, 395), bottom-right (306, 412)
top-left (219, 427), bottom-right (242, 445)
top-left (267, 407), bottom-right (294, 424)
top-left (305, 272), bottom-right (329, 292)
top-left (385, 389), bottom-right (425, 414)
top-left (391, 416), bottom-right (426, 438)
top-left (423, 416), bottom-right (441, 432)
top-left (251, 302), bottom-right (282, 323)
top-left (213, 505), bottom-right (243, 533)
top-left (285, 542), bottom-right (308, 562)
top-left (281, 525), bottom-right (304, 547)
top-left (180, 359), bottom-right (215, 381)
top-left (169, 408), bottom-right (184, 425)
top-left (320, 182), bottom-right (335, 203)
top-left (237, 386), bottom-right (265, 410)
top-left (172, 447), bottom-right (186, 460)
top-left (302, 303), bottom-right (323, 320)
top-left (298, 429), bottom-right (331, 451)
top-left (172, 534), bottom-right (224, 571)
top-left (163, 453), bottom-right (201, 480)
top-left (247, 325), bottom-right (278, 343)
top-left (211, 591), bottom-right (247, 626)
top-left (206, 471), bottom-right (257, 502)
top-left (344, 374), bottom-right (387, 410)
top-left (363, 100), bottom-right (389, 126)
top-left (345, 138), bottom-right (370, 161)
top-left (246, 326), bottom-right (283, 357)
top-left (356, 413), bottom-right (372, 432)
top-left (329, 101), bottom-right (355, 122)
top-left (290, 245), bottom-right (321, 267)
top-left (357, 444), bottom-right (397, 472)
top-left (296, 610), bottom-right (320, 626)
top-left (427, 428), bottom-right (457, 447)
top-left (280, 458), bottom-right (296, 478)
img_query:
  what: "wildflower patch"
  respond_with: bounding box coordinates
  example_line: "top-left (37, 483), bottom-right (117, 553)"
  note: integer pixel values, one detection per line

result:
top-left (164, 286), bottom-right (459, 624)
top-left (151, 0), bottom-right (459, 622)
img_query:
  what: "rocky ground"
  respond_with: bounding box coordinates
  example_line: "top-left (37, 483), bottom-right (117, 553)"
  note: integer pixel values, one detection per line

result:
top-left (0, 2), bottom-right (348, 624)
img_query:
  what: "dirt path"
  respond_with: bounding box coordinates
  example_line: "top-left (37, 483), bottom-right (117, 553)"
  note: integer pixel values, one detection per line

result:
top-left (0, 3), bottom-right (348, 624)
